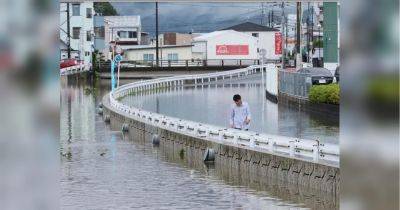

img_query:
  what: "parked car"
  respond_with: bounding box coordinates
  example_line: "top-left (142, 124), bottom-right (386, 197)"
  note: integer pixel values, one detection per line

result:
top-left (60, 58), bottom-right (78, 68)
top-left (335, 66), bottom-right (340, 82)
top-left (297, 67), bottom-right (333, 85)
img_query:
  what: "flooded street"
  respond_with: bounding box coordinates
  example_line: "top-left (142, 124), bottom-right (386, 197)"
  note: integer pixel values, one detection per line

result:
top-left (60, 77), bottom-right (338, 209)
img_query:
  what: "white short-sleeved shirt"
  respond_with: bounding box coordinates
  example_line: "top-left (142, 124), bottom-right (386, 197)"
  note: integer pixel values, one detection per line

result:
top-left (229, 101), bottom-right (251, 129)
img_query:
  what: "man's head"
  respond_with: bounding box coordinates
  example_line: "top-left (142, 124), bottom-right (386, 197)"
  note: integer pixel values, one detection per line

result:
top-left (233, 94), bottom-right (242, 106)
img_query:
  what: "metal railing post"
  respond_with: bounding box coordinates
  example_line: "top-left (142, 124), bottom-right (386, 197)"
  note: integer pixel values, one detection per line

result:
top-left (250, 135), bottom-right (255, 148)
top-left (289, 140), bottom-right (295, 157)
top-left (313, 140), bottom-right (320, 161)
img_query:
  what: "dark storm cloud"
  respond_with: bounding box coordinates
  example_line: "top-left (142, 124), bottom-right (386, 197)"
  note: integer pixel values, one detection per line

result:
top-left (111, 2), bottom-right (295, 36)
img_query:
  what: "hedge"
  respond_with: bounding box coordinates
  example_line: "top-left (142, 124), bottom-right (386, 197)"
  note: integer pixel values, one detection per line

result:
top-left (309, 84), bottom-right (340, 105)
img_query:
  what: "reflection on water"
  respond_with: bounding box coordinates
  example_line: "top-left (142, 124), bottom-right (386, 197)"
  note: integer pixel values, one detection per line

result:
top-left (60, 77), bottom-right (337, 209)
top-left (121, 75), bottom-right (339, 144)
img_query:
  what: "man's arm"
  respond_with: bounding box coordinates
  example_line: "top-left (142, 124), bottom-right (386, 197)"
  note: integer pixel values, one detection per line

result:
top-left (245, 103), bottom-right (251, 124)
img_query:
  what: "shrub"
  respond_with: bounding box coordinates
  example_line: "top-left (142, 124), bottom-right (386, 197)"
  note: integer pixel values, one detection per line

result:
top-left (309, 84), bottom-right (340, 104)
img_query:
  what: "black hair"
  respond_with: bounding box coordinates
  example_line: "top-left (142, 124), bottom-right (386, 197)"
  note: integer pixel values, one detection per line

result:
top-left (233, 94), bottom-right (241, 102)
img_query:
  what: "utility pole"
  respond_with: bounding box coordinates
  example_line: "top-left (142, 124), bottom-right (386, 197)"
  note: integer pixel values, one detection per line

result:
top-left (66, 3), bottom-right (71, 59)
top-left (269, 10), bottom-right (272, 27)
top-left (281, 2), bottom-right (285, 69)
top-left (271, 10), bottom-right (274, 27)
top-left (268, 10), bottom-right (271, 27)
top-left (307, 2), bottom-right (310, 63)
top-left (155, 2), bottom-right (159, 68)
top-left (285, 17), bottom-right (288, 50)
top-left (296, 2), bottom-right (301, 54)
top-left (311, 5), bottom-right (314, 47)
top-left (296, 2), bottom-right (302, 68)
top-left (261, 3), bottom-right (265, 25)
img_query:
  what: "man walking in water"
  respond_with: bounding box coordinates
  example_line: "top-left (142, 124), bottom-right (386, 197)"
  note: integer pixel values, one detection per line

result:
top-left (229, 94), bottom-right (251, 131)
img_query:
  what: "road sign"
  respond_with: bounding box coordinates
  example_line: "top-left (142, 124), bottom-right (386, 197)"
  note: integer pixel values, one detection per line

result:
top-left (114, 54), bottom-right (123, 63)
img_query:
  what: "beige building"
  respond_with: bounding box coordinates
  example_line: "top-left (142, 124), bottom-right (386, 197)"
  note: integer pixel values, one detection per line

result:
top-left (161, 32), bottom-right (192, 45)
top-left (124, 44), bottom-right (193, 62)
top-left (151, 32), bottom-right (202, 46)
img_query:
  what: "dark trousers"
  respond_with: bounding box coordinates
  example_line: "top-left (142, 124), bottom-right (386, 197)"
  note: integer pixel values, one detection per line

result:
top-left (312, 58), bottom-right (319, 67)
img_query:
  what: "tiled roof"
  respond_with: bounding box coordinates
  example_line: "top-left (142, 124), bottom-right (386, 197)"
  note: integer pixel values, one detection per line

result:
top-left (222, 22), bottom-right (279, 32)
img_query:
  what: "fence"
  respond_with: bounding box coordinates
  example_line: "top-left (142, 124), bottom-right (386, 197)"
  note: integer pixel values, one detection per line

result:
top-left (278, 70), bottom-right (312, 99)
top-left (108, 65), bottom-right (339, 165)
top-left (99, 59), bottom-right (281, 70)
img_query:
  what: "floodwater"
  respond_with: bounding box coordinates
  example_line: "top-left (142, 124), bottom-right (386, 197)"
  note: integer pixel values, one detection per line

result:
top-left (121, 74), bottom-right (339, 144)
top-left (60, 76), bottom-right (338, 210)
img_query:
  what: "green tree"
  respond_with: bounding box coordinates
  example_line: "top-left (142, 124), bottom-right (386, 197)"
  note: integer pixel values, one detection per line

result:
top-left (94, 2), bottom-right (118, 16)
top-left (313, 39), bottom-right (323, 48)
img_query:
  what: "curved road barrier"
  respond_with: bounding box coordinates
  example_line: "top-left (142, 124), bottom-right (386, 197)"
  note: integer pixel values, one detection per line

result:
top-left (103, 64), bottom-right (340, 197)
top-left (108, 64), bottom-right (339, 166)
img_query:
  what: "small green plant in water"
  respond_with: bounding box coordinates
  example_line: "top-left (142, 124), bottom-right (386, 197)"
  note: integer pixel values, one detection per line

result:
top-left (60, 151), bottom-right (72, 160)
top-left (179, 148), bottom-right (185, 159)
top-left (84, 87), bottom-right (92, 95)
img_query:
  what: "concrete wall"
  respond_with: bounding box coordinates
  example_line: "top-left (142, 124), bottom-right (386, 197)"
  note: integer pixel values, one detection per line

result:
top-left (102, 94), bottom-right (340, 199)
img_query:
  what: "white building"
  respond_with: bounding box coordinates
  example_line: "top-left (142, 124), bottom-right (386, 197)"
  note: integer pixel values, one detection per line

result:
top-left (103, 16), bottom-right (141, 60)
top-left (192, 30), bottom-right (259, 60)
top-left (222, 22), bottom-right (281, 60)
top-left (60, 1), bottom-right (94, 64)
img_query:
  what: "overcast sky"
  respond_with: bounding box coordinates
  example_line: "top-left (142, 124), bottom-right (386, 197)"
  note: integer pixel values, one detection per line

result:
top-left (112, 2), bottom-right (297, 36)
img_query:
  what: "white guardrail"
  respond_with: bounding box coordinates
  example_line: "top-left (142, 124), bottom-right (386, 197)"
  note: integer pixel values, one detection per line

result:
top-left (60, 64), bottom-right (89, 76)
top-left (109, 64), bottom-right (339, 165)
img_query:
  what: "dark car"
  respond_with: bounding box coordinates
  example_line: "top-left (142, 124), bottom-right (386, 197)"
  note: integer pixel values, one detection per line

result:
top-left (297, 67), bottom-right (333, 85)
top-left (335, 66), bottom-right (339, 82)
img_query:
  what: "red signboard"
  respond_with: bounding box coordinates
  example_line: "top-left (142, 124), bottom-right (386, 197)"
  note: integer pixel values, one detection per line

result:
top-left (216, 45), bottom-right (249, 55)
top-left (275, 32), bottom-right (282, 55)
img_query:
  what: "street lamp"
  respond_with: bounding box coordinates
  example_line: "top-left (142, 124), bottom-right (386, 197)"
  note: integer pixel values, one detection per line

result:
top-left (110, 36), bottom-right (120, 91)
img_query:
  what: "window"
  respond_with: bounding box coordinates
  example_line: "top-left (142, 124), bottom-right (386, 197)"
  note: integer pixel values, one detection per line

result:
top-left (86, 31), bottom-right (92, 41)
top-left (129, 31), bottom-right (137, 38)
top-left (72, 27), bottom-right (81, 39)
top-left (72, 4), bottom-right (80, 16)
top-left (167, 53), bottom-right (178, 62)
top-left (85, 51), bottom-right (90, 56)
top-left (252, 33), bottom-right (259, 37)
top-left (94, 27), bottom-right (105, 38)
top-left (117, 31), bottom-right (137, 39)
top-left (143, 54), bottom-right (154, 61)
top-left (86, 8), bottom-right (92, 18)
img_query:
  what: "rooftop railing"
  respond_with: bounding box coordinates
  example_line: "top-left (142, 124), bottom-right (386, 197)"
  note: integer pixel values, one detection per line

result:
top-left (60, 63), bottom-right (89, 76)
